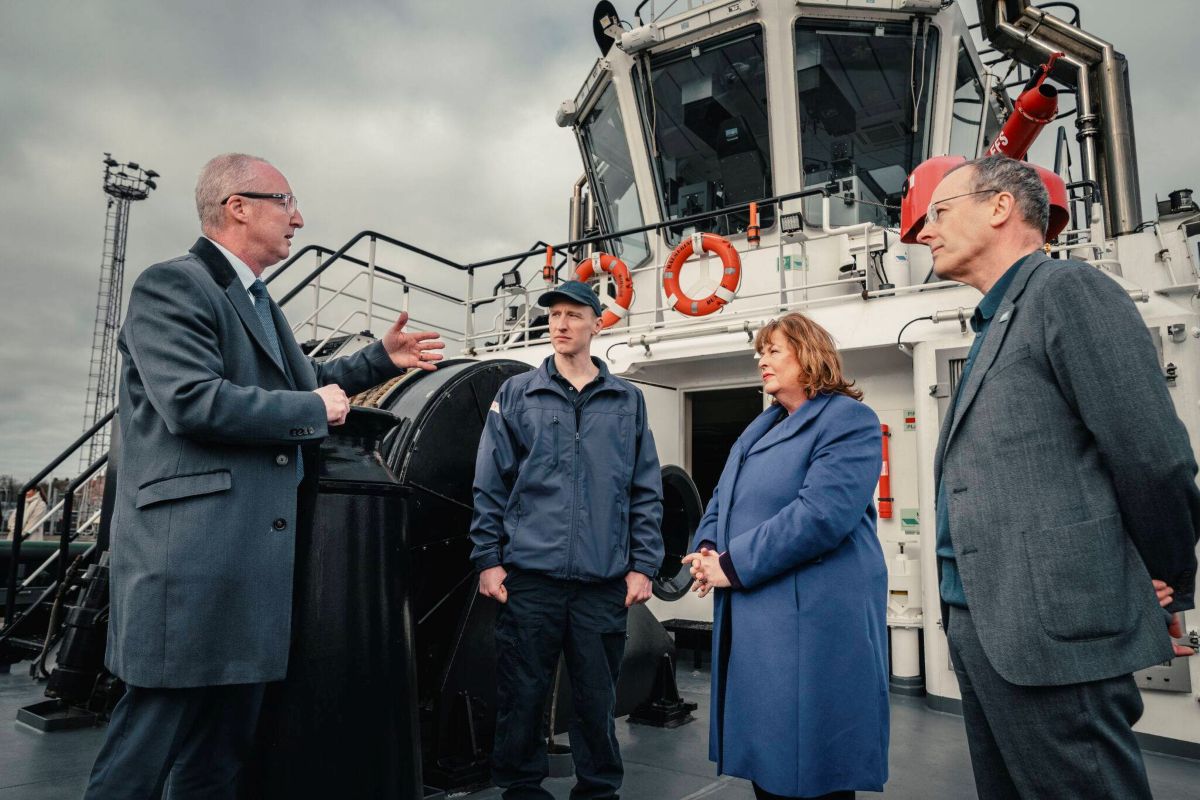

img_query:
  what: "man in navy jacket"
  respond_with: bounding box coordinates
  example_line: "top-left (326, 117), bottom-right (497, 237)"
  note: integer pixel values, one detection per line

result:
top-left (471, 280), bottom-right (664, 800)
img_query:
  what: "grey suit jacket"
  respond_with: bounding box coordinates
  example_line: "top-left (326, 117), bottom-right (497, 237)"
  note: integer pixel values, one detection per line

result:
top-left (106, 238), bottom-right (403, 688)
top-left (934, 251), bottom-right (1199, 686)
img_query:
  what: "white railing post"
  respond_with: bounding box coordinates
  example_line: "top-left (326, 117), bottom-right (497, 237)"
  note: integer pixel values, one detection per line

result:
top-left (465, 269), bottom-right (476, 354)
top-left (366, 236), bottom-right (377, 333)
top-left (311, 250), bottom-right (322, 340)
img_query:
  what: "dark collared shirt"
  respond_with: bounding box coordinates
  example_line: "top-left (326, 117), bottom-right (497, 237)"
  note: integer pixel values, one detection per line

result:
top-left (546, 355), bottom-right (608, 414)
top-left (937, 254), bottom-right (1030, 608)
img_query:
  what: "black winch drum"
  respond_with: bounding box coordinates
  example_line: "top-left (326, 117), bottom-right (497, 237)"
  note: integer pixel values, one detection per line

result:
top-left (247, 359), bottom-right (704, 796)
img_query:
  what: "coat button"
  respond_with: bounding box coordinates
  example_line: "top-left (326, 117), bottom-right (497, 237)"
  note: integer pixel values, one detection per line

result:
top-left (275, 454), bottom-right (289, 466)
top-left (273, 518), bottom-right (287, 531)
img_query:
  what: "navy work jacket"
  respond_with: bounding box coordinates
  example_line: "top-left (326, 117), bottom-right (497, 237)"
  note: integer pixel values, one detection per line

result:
top-left (470, 356), bottom-right (664, 582)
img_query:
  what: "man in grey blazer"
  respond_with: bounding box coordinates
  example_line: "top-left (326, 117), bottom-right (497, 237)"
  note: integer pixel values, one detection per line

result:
top-left (84, 153), bottom-right (444, 799)
top-left (917, 155), bottom-right (1199, 799)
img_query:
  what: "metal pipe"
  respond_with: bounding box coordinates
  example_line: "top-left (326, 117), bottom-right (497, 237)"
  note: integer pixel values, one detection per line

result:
top-left (973, 64), bottom-right (995, 158)
top-left (569, 175), bottom-right (587, 248)
top-left (586, 193), bottom-right (598, 260)
top-left (986, 5), bottom-right (1097, 186)
top-left (979, 0), bottom-right (1141, 234)
top-left (821, 196), bottom-right (874, 239)
top-left (1028, 8), bottom-right (1142, 234)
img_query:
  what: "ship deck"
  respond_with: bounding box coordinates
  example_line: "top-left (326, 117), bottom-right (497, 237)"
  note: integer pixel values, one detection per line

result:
top-left (2, 666), bottom-right (1198, 799)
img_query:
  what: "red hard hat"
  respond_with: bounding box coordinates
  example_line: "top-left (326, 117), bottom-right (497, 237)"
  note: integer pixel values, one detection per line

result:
top-left (1031, 163), bottom-right (1070, 241)
top-left (901, 155), bottom-right (1071, 243)
top-left (900, 155), bottom-right (966, 243)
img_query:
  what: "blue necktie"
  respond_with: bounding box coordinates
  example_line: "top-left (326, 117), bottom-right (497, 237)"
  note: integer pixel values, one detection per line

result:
top-left (249, 280), bottom-right (304, 483)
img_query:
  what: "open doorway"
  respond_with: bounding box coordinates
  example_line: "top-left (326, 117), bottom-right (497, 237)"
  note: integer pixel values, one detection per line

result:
top-left (686, 386), bottom-right (764, 506)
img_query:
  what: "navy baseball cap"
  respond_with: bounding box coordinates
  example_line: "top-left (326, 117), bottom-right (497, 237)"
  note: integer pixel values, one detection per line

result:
top-left (537, 280), bottom-right (603, 316)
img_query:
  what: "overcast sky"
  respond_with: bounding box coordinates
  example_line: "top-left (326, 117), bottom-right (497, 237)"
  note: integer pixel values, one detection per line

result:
top-left (1, 1), bottom-right (1197, 479)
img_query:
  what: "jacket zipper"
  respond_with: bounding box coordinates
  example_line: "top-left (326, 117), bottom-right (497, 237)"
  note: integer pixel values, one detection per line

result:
top-left (566, 422), bottom-right (580, 579)
top-left (560, 382), bottom-right (619, 580)
top-left (552, 416), bottom-right (560, 469)
top-left (565, 390), bottom-right (589, 579)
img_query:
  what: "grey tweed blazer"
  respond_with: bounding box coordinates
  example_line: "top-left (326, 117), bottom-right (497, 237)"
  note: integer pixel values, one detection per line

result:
top-left (934, 251), bottom-right (1199, 686)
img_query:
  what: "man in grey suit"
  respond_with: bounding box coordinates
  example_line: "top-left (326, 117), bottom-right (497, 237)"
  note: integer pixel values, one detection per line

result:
top-left (84, 153), bottom-right (444, 799)
top-left (917, 154), bottom-right (1199, 799)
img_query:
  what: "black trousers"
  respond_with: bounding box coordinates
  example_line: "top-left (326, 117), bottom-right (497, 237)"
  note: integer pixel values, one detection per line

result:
top-left (948, 607), bottom-right (1152, 800)
top-left (492, 570), bottom-right (628, 800)
top-left (752, 782), bottom-right (854, 800)
top-left (84, 683), bottom-right (265, 800)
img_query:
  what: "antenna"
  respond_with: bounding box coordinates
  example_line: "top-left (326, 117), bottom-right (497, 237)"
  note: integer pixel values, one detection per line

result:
top-left (79, 155), bottom-right (158, 476)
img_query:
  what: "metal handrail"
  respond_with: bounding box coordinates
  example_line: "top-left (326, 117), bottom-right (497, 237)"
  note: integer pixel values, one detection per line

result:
top-left (463, 186), bottom-right (832, 273)
top-left (18, 509), bottom-right (100, 593)
top-left (273, 231), bottom-right (468, 307)
top-left (5, 408), bottom-right (115, 622)
top-left (14, 497), bottom-right (65, 540)
top-left (54, 454), bottom-right (108, 586)
top-left (298, 286), bottom-right (465, 338)
top-left (466, 186), bottom-right (886, 350)
top-left (473, 280), bottom-right (965, 356)
top-left (9, 472), bottom-right (106, 542)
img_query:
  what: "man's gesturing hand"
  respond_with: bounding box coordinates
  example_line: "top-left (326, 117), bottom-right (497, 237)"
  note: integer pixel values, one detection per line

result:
top-left (313, 384), bottom-right (350, 426)
top-left (479, 565), bottom-right (509, 604)
top-left (383, 312), bottom-right (446, 372)
top-left (625, 571), bottom-right (652, 607)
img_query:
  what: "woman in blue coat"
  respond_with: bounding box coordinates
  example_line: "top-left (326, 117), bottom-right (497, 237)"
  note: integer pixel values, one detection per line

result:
top-left (684, 312), bottom-right (888, 800)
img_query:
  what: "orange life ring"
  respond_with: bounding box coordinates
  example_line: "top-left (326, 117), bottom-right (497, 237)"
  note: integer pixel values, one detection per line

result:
top-left (662, 233), bottom-right (740, 317)
top-left (574, 252), bottom-right (634, 329)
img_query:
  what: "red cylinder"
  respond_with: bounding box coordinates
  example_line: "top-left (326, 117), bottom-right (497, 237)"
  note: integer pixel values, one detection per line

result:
top-left (878, 424), bottom-right (893, 520)
top-left (986, 53), bottom-right (1063, 161)
top-left (986, 83), bottom-right (1058, 160)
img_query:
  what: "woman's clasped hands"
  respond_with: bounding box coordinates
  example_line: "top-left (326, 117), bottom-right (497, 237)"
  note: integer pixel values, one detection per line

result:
top-left (682, 547), bottom-right (730, 598)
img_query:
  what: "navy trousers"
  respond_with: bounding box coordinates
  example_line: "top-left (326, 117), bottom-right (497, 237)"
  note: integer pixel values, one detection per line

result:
top-left (492, 570), bottom-right (628, 800)
top-left (84, 683), bottom-right (265, 800)
top-left (948, 607), bottom-right (1152, 800)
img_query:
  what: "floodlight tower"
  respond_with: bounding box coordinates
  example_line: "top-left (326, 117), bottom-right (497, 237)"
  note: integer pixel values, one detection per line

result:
top-left (79, 155), bottom-right (159, 471)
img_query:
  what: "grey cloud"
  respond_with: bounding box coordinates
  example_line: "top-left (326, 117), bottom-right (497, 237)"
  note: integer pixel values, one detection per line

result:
top-left (2, 1), bottom-right (1198, 478)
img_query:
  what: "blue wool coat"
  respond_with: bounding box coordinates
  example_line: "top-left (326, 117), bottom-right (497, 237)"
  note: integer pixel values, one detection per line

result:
top-left (691, 393), bottom-right (889, 796)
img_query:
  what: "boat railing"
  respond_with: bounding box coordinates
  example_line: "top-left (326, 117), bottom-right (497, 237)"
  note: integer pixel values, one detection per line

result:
top-left (461, 184), bottom-right (910, 353)
top-left (1, 410), bottom-right (114, 657)
top-left (266, 234), bottom-right (467, 348)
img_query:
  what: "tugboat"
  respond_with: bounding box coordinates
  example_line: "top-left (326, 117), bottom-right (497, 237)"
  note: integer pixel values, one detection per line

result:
top-left (2, 1), bottom-right (1197, 796)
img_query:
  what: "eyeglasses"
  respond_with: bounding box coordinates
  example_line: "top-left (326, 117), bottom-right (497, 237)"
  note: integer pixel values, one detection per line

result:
top-left (220, 192), bottom-right (299, 215)
top-left (926, 189), bottom-right (1000, 226)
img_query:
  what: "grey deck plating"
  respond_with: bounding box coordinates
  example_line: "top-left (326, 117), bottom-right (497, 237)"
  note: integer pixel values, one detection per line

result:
top-left (1, 667), bottom-right (1197, 799)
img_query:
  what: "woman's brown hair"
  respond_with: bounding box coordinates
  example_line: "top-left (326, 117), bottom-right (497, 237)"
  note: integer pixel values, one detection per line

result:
top-left (754, 313), bottom-right (863, 401)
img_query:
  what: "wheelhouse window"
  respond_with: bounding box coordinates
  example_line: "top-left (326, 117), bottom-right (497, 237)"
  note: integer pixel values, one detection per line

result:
top-left (636, 26), bottom-right (773, 239)
top-left (794, 19), bottom-right (938, 227)
top-left (948, 41), bottom-right (1000, 158)
top-left (579, 82), bottom-right (651, 268)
